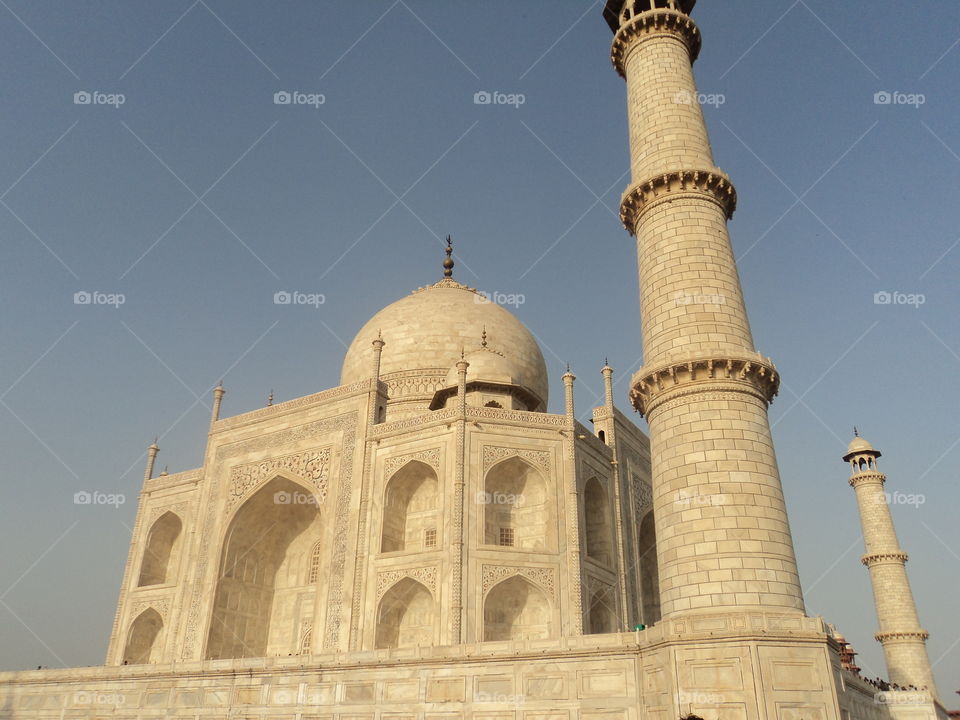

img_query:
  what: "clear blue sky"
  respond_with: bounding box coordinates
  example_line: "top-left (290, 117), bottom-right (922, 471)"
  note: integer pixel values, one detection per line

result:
top-left (0, 0), bottom-right (957, 697)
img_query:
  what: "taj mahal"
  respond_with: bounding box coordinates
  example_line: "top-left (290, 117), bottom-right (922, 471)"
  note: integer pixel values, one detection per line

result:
top-left (0, 1), bottom-right (952, 719)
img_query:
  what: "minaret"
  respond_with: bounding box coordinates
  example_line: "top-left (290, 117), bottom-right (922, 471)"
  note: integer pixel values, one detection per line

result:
top-left (844, 434), bottom-right (937, 694)
top-left (605, 0), bottom-right (804, 616)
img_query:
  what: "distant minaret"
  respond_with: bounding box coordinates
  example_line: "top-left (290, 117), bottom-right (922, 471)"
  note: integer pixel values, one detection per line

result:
top-left (604, 0), bottom-right (804, 616)
top-left (844, 434), bottom-right (937, 694)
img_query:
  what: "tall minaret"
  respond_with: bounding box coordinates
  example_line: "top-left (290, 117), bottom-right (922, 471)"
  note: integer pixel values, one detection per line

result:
top-left (844, 434), bottom-right (937, 695)
top-left (605, 0), bottom-right (804, 617)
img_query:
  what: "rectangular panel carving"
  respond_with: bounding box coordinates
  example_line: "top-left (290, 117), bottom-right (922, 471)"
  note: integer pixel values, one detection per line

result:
top-left (426, 678), bottom-right (465, 703)
top-left (578, 670), bottom-right (629, 698)
top-left (383, 680), bottom-right (419, 702)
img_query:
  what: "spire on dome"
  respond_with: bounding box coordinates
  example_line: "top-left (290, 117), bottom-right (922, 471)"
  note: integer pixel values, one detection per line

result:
top-left (443, 235), bottom-right (454, 278)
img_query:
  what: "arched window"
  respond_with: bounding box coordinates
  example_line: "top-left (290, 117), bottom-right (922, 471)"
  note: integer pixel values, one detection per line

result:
top-left (205, 476), bottom-right (322, 659)
top-left (123, 608), bottom-right (163, 664)
top-left (137, 512), bottom-right (182, 586)
top-left (483, 576), bottom-right (553, 641)
top-left (584, 478), bottom-right (613, 565)
top-left (483, 457), bottom-right (548, 550)
top-left (588, 587), bottom-right (617, 634)
top-left (375, 578), bottom-right (434, 649)
top-left (598, 430), bottom-right (606, 444)
top-left (638, 510), bottom-right (661, 626)
top-left (308, 540), bottom-right (322, 584)
top-left (299, 626), bottom-right (312, 655)
top-left (381, 461), bottom-right (439, 553)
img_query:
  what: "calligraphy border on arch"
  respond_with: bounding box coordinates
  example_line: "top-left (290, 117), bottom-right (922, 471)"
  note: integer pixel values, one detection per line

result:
top-left (383, 447), bottom-right (441, 479)
top-left (375, 566), bottom-right (438, 601)
top-left (226, 446), bottom-right (333, 512)
top-left (481, 564), bottom-right (557, 600)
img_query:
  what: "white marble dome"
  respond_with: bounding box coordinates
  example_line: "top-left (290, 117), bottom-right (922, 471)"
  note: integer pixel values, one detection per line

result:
top-left (341, 279), bottom-right (549, 408)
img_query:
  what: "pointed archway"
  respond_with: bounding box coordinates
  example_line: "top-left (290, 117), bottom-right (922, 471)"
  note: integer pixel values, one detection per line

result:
top-left (123, 608), bottom-right (163, 664)
top-left (381, 461), bottom-right (439, 553)
top-left (638, 510), bottom-right (661, 625)
top-left (584, 478), bottom-right (613, 565)
top-left (483, 575), bottom-right (553, 641)
top-left (205, 475), bottom-right (322, 659)
top-left (137, 511), bottom-right (182, 586)
top-left (375, 578), bottom-right (434, 649)
top-left (483, 457), bottom-right (548, 549)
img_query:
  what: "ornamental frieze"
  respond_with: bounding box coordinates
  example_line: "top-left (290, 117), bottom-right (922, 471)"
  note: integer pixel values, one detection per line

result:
top-left (376, 566), bottom-right (438, 601)
top-left (482, 446), bottom-right (551, 474)
top-left (226, 447), bottom-right (332, 511)
top-left (384, 448), bottom-right (441, 478)
top-left (481, 564), bottom-right (556, 598)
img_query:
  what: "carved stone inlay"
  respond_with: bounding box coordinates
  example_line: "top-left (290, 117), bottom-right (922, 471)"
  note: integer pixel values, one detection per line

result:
top-left (620, 169), bottom-right (737, 232)
top-left (630, 355), bottom-right (779, 417)
top-left (482, 446), bottom-right (551, 474)
top-left (467, 406), bottom-right (566, 427)
top-left (382, 369), bottom-right (449, 398)
top-left (128, 598), bottom-right (170, 621)
top-left (611, 9), bottom-right (702, 77)
top-left (849, 472), bottom-right (886, 488)
top-left (384, 448), bottom-right (441, 478)
top-left (226, 447), bottom-right (332, 511)
top-left (481, 565), bottom-right (557, 599)
top-left (375, 566), bottom-right (438, 601)
top-left (632, 473), bottom-right (652, 517)
top-left (147, 502), bottom-right (190, 526)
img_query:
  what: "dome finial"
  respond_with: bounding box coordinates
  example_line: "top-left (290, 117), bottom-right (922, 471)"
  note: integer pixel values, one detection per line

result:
top-left (854, 426), bottom-right (859, 437)
top-left (267, 389), bottom-right (274, 407)
top-left (481, 326), bottom-right (487, 348)
top-left (443, 235), bottom-right (454, 278)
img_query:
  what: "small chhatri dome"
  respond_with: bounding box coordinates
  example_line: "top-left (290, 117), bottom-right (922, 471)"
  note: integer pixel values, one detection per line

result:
top-left (843, 430), bottom-right (881, 461)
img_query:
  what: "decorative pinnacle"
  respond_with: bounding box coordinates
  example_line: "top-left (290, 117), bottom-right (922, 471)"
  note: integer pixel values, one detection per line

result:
top-left (854, 426), bottom-right (859, 437)
top-left (267, 390), bottom-right (274, 407)
top-left (443, 235), bottom-right (454, 278)
top-left (481, 326), bottom-right (487, 348)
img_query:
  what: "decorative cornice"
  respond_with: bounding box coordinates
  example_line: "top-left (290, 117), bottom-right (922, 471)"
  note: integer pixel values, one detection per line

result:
top-left (849, 471), bottom-right (886, 488)
top-left (862, 552), bottom-right (908, 566)
top-left (620, 169), bottom-right (737, 233)
top-left (875, 629), bottom-right (930, 643)
top-left (611, 9), bottom-right (701, 78)
top-left (630, 354), bottom-right (779, 417)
